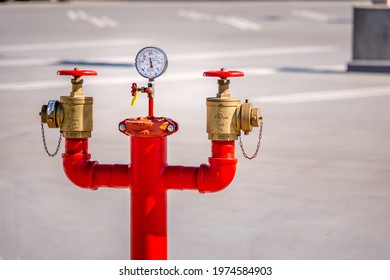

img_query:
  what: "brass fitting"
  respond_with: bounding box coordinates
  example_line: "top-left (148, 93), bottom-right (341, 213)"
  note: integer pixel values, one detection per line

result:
top-left (237, 100), bottom-right (261, 136)
top-left (60, 76), bottom-right (93, 138)
top-left (40, 100), bottom-right (63, 128)
top-left (40, 69), bottom-right (95, 138)
top-left (206, 73), bottom-right (261, 140)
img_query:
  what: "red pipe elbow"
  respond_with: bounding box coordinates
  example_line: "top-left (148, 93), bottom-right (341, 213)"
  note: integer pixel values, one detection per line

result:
top-left (197, 157), bottom-right (237, 193)
top-left (197, 141), bottom-right (237, 193)
top-left (63, 153), bottom-right (97, 189)
top-left (162, 140), bottom-right (237, 193)
top-left (62, 138), bottom-right (130, 190)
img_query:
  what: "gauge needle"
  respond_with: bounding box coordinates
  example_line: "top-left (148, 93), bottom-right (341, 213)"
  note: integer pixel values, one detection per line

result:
top-left (149, 58), bottom-right (153, 68)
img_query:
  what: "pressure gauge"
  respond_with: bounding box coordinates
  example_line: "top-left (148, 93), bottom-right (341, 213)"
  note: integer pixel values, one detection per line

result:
top-left (135, 47), bottom-right (168, 79)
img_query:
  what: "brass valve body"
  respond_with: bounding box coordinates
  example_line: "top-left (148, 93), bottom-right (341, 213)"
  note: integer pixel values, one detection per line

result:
top-left (207, 97), bottom-right (241, 140)
top-left (60, 95), bottom-right (93, 138)
top-left (40, 77), bottom-right (93, 138)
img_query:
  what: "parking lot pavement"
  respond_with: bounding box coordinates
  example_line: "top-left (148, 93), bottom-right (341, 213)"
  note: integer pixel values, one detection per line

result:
top-left (0, 1), bottom-right (389, 259)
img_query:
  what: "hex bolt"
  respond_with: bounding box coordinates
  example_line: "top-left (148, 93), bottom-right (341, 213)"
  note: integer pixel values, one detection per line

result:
top-left (119, 124), bottom-right (126, 131)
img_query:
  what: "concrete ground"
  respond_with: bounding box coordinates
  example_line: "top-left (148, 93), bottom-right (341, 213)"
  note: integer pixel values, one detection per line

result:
top-left (0, 0), bottom-right (389, 260)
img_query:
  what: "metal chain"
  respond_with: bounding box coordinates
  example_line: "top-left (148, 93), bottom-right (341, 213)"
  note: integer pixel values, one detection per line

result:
top-left (40, 122), bottom-right (62, 157)
top-left (239, 120), bottom-right (263, 160)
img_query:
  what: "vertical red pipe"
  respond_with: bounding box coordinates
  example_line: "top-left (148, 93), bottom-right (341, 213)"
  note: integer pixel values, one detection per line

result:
top-left (130, 136), bottom-right (167, 260)
top-left (148, 98), bottom-right (154, 118)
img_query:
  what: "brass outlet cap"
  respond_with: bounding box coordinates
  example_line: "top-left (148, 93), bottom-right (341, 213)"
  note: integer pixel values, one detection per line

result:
top-left (40, 105), bottom-right (47, 123)
top-left (238, 102), bottom-right (253, 133)
top-left (236, 101), bottom-right (261, 133)
top-left (251, 108), bottom-right (261, 127)
top-left (40, 100), bottom-right (63, 128)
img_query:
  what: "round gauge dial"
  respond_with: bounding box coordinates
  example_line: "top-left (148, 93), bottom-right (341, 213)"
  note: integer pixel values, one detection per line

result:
top-left (135, 47), bottom-right (168, 79)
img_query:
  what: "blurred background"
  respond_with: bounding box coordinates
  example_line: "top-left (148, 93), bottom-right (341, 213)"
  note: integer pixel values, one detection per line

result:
top-left (1, 0), bottom-right (390, 260)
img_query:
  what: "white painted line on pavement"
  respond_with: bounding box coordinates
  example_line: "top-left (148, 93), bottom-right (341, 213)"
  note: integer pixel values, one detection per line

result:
top-left (214, 15), bottom-right (262, 31)
top-left (0, 39), bottom-right (147, 52)
top-left (253, 86), bottom-right (390, 104)
top-left (170, 46), bottom-right (336, 61)
top-left (308, 64), bottom-right (345, 71)
top-left (0, 58), bottom-right (58, 67)
top-left (100, 16), bottom-right (119, 28)
top-left (0, 45), bottom-right (337, 67)
top-left (0, 80), bottom-right (65, 91)
top-left (67, 10), bottom-right (119, 28)
top-left (177, 9), bottom-right (262, 31)
top-left (291, 9), bottom-right (336, 23)
top-left (177, 9), bottom-right (211, 21)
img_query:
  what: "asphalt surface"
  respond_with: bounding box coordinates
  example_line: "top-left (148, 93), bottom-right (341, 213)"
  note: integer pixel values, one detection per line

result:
top-left (0, 1), bottom-right (389, 260)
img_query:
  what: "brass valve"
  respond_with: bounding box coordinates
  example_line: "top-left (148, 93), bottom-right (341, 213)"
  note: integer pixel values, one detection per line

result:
top-left (39, 68), bottom-right (97, 138)
top-left (204, 69), bottom-right (262, 140)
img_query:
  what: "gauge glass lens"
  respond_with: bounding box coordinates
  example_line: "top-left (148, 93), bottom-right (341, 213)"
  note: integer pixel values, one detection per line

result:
top-left (135, 47), bottom-right (168, 79)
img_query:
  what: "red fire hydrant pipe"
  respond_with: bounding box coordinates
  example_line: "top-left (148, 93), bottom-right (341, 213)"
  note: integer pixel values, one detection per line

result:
top-left (162, 140), bottom-right (237, 193)
top-left (62, 138), bottom-right (130, 190)
top-left (129, 138), bottom-right (237, 259)
top-left (62, 138), bottom-right (237, 260)
top-left (130, 136), bottom-right (168, 260)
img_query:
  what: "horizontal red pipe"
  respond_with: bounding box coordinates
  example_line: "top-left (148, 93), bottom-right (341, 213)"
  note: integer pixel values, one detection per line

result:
top-left (160, 166), bottom-right (198, 191)
top-left (162, 140), bottom-right (237, 193)
top-left (63, 138), bottom-right (237, 193)
top-left (62, 138), bottom-right (130, 190)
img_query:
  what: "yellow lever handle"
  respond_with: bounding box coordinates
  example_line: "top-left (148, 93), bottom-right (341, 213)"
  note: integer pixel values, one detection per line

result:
top-left (131, 90), bottom-right (139, 106)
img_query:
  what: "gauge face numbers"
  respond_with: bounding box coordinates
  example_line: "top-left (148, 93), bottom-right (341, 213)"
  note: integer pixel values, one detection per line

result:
top-left (135, 47), bottom-right (168, 79)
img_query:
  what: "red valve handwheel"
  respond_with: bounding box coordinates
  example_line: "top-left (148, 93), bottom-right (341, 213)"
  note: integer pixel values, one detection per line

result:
top-left (131, 83), bottom-right (138, 96)
top-left (57, 69), bottom-right (98, 77)
top-left (203, 70), bottom-right (244, 79)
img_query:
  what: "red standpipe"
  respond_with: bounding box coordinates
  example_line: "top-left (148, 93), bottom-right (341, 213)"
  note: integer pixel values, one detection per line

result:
top-left (130, 136), bottom-right (168, 260)
top-left (62, 135), bottom-right (237, 260)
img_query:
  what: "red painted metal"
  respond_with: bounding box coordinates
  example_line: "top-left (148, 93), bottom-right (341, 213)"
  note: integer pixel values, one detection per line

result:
top-left (203, 70), bottom-right (244, 79)
top-left (130, 136), bottom-right (168, 259)
top-left (131, 83), bottom-right (138, 96)
top-left (57, 69), bottom-right (98, 77)
top-left (62, 135), bottom-right (237, 259)
top-left (148, 97), bottom-right (154, 118)
top-left (119, 117), bottom-right (178, 137)
top-left (62, 138), bottom-right (130, 189)
top-left (162, 141), bottom-right (237, 193)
